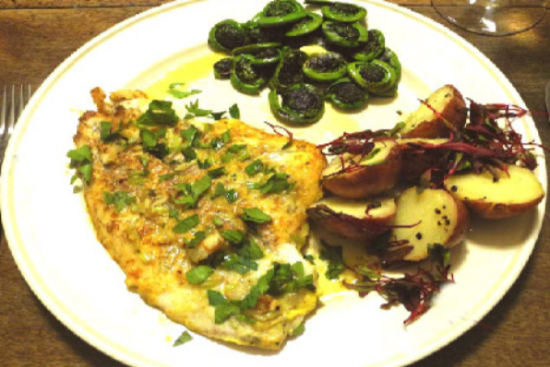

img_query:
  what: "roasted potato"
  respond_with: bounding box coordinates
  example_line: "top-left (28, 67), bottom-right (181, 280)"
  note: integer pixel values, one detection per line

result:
top-left (398, 85), bottom-right (467, 139)
top-left (444, 165), bottom-right (544, 219)
top-left (390, 186), bottom-right (469, 262)
top-left (321, 140), bottom-right (401, 199)
top-left (397, 138), bottom-right (449, 182)
top-left (307, 196), bottom-right (396, 244)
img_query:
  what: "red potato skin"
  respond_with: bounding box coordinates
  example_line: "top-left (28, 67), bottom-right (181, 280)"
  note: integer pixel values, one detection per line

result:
top-left (321, 145), bottom-right (402, 199)
top-left (462, 196), bottom-right (544, 219)
top-left (307, 204), bottom-right (394, 241)
top-left (401, 85), bottom-right (468, 139)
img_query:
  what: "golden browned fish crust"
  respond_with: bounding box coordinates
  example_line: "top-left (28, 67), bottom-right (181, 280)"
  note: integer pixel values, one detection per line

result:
top-left (73, 88), bottom-right (326, 349)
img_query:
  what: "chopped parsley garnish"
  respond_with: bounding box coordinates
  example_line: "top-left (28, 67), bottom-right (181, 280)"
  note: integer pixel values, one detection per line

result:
top-left (173, 175), bottom-right (212, 209)
top-left (197, 158), bottom-right (212, 169)
top-left (237, 238), bottom-right (264, 260)
top-left (138, 100), bottom-right (178, 127)
top-left (212, 183), bottom-right (238, 203)
top-left (210, 111), bottom-right (226, 121)
top-left (320, 245), bottom-right (345, 280)
top-left (225, 189), bottom-right (239, 203)
top-left (245, 159), bottom-right (263, 176)
top-left (207, 290), bottom-right (242, 324)
top-left (182, 146), bottom-right (197, 161)
top-left (181, 125), bottom-right (200, 146)
top-left (184, 100), bottom-right (212, 119)
top-left (241, 207), bottom-right (272, 224)
top-left (185, 231), bottom-right (206, 249)
top-left (168, 82), bottom-right (201, 99)
top-left (140, 128), bottom-right (169, 159)
top-left (220, 253), bottom-right (259, 274)
top-left (159, 173), bottom-right (175, 182)
top-left (229, 104), bottom-right (240, 119)
top-left (207, 166), bottom-right (225, 178)
top-left (220, 229), bottom-right (244, 244)
top-left (256, 172), bottom-right (293, 194)
top-left (67, 145), bottom-right (93, 185)
top-left (173, 331), bottom-right (193, 346)
top-left (103, 191), bottom-right (135, 212)
top-left (213, 216), bottom-right (223, 226)
top-left (221, 130), bottom-right (231, 143)
top-left (186, 265), bottom-right (214, 285)
top-left (173, 214), bottom-right (200, 234)
top-left (99, 120), bottom-right (122, 142)
top-left (268, 262), bottom-right (314, 296)
top-left (207, 261), bottom-right (314, 324)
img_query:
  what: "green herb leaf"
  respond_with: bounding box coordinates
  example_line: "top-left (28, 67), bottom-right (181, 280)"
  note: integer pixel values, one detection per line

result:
top-left (173, 214), bottom-right (200, 234)
top-left (181, 125), bottom-right (200, 145)
top-left (197, 158), bottom-right (212, 169)
top-left (185, 231), bottom-right (206, 249)
top-left (207, 290), bottom-right (241, 324)
top-left (207, 166), bottom-right (226, 178)
top-left (221, 130), bottom-right (231, 143)
top-left (241, 207), bottom-right (272, 224)
top-left (182, 147), bottom-right (197, 161)
top-left (257, 172), bottom-right (292, 194)
top-left (210, 111), bottom-right (226, 121)
top-left (238, 239), bottom-right (264, 260)
top-left (225, 189), bottom-right (239, 203)
top-left (220, 230), bottom-right (244, 244)
top-left (68, 145), bottom-right (93, 185)
top-left (212, 182), bottom-right (226, 199)
top-left (173, 331), bottom-right (193, 346)
top-left (168, 82), bottom-right (202, 99)
top-left (213, 216), bottom-right (223, 226)
top-left (67, 145), bottom-right (92, 163)
top-left (191, 175), bottom-right (212, 197)
top-left (320, 246), bottom-right (345, 280)
top-left (103, 191), bottom-right (135, 212)
top-left (220, 253), bottom-right (259, 274)
top-left (99, 120), bottom-right (121, 142)
top-left (229, 104), bottom-right (240, 119)
top-left (245, 159), bottom-right (263, 176)
top-left (138, 100), bottom-right (179, 127)
top-left (290, 322), bottom-right (305, 337)
top-left (186, 265), bottom-right (214, 285)
top-left (159, 173), bottom-right (175, 182)
top-left (185, 100), bottom-right (212, 118)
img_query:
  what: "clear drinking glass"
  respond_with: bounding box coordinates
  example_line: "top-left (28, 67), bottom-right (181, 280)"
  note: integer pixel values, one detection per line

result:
top-left (431, 0), bottom-right (547, 36)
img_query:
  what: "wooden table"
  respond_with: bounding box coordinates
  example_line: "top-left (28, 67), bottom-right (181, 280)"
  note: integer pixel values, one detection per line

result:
top-left (0, 1), bottom-right (549, 366)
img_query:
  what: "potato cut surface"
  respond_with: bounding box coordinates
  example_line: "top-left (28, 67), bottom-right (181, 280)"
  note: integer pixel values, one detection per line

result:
top-left (392, 187), bottom-right (464, 261)
top-left (444, 165), bottom-right (543, 204)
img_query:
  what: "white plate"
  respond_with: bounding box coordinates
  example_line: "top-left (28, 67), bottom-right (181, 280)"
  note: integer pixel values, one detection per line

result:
top-left (2, 1), bottom-right (546, 367)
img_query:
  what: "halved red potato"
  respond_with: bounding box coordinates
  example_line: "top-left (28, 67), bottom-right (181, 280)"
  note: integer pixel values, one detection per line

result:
top-left (397, 138), bottom-right (449, 182)
top-left (307, 196), bottom-right (396, 243)
top-left (398, 85), bottom-right (467, 139)
top-left (443, 165), bottom-right (544, 219)
top-left (390, 186), bottom-right (469, 262)
top-left (321, 140), bottom-right (402, 199)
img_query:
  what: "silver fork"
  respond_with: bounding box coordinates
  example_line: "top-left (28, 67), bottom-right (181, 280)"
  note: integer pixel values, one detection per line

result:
top-left (0, 85), bottom-right (33, 166)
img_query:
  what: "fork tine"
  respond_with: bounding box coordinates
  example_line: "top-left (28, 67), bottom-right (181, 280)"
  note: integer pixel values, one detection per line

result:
top-left (5, 85), bottom-right (15, 143)
top-left (0, 86), bottom-right (6, 138)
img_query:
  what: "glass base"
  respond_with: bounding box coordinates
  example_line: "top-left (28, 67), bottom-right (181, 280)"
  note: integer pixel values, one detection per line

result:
top-left (431, 0), bottom-right (547, 36)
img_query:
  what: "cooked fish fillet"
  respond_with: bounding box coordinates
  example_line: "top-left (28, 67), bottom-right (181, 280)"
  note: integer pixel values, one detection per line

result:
top-left (72, 88), bottom-right (326, 349)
